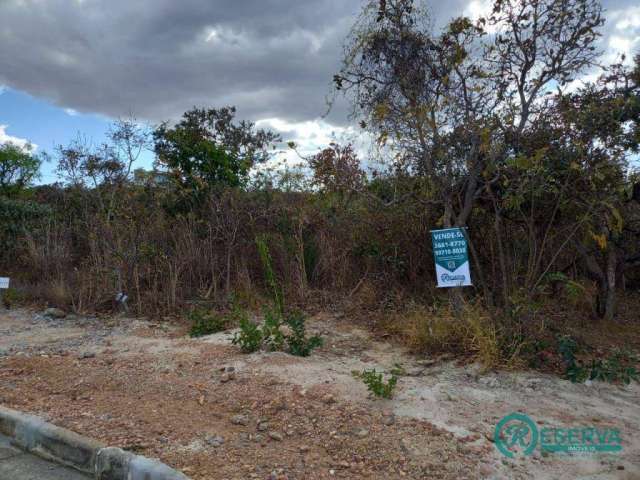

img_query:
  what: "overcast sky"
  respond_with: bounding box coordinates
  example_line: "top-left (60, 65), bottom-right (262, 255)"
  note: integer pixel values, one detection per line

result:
top-left (1, 0), bottom-right (639, 179)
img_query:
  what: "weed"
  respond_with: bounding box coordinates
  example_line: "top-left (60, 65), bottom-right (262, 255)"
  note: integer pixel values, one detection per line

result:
top-left (230, 239), bottom-right (322, 357)
top-left (261, 306), bottom-right (285, 351)
top-left (285, 311), bottom-right (323, 357)
top-left (256, 236), bottom-right (284, 314)
top-left (232, 314), bottom-right (263, 353)
top-left (557, 336), bottom-right (639, 385)
top-left (353, 368), bottom-right (398, 399)
top-left (188, 308), bottom-right (227, 337)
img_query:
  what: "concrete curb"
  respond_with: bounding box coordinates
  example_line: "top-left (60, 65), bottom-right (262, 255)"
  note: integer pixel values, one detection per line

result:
top-left (0, 406), bottom-right (189, 480)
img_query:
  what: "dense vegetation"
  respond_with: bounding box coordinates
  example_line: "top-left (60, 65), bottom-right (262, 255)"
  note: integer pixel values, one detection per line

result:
top-left (1, 0), bottom-right (639, 372)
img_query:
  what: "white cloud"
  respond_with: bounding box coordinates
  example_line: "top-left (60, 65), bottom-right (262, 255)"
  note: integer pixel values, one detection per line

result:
top-left (464, 0), bottom-right (503, 33)
top-left (606, 5), bottom-right (640, 65)
top-left (0, 125), bottom-right (37, 151)
top-left (253, 117), bottom-right (381, 179)
top-left (464, 0), bottom-right (492, 20)
top-left (614, 7), bottom-right (640, 31)
top-left (64, 108), bottom-right (78, 116)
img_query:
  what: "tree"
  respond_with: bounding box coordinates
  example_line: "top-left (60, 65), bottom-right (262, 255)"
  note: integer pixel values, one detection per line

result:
top-left (308, 143), bottom-right (366, 195)
top-left (335, 0), bottom-right (605, 309)
top-left (556, 57), bottom-right (640, 319)
top-left (153, 107), bottom-right (280, 200)
top-left (57, 119), bottom-right (150, 223)
top-left (0, 142), bottom-right (41, 197)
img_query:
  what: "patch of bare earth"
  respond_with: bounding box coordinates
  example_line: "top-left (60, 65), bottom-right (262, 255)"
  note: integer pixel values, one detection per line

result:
top-left (1, 309), bottom-right (639, 479)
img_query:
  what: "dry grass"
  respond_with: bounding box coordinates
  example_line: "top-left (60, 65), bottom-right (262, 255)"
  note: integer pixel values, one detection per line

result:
top-left (395, 301), bottom-right (501, 370)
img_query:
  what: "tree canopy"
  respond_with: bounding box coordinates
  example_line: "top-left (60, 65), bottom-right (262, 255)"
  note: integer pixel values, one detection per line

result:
top-left (0, 142), bottom-right (41, 197)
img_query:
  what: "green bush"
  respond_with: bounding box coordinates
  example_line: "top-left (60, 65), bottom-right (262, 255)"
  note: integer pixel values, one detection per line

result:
top-left (353, 368), bottom-right (398, 399)
top-left (0, 198), bottom-right (51, 261)
top-left (230, 238), bottom-right (322, 357)
top-left (261, 306), bottom-right (285, 351)
top-left (188, 308), bottom-right (228, 337)
top-left (1, 287), bottom-right (25, 309)
top-left (285, 311), bottom-right (323, 357)
top-left (232, 314), bottom-right (263, 353)
top-left (558, 336), bottom-right (639, 385)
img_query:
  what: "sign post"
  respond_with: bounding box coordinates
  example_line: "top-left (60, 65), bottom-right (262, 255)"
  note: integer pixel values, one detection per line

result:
top-left (0, 277), bottom-right (9, 308)
top-left (431, 228), bottom-right (472, 288)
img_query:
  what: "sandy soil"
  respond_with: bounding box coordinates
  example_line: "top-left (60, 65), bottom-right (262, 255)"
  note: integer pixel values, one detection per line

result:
top-left (1, 308), bottom-right (638, 479)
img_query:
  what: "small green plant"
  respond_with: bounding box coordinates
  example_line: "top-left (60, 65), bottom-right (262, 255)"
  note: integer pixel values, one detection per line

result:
top-left (353, 368), bottom-right (398, 399)
top-left (230, 238), bottom-right (322, 357)
top-left (232, 314), bottom-right (263, 353)
top-left (188, 308), bottom-right (227, 337)
top-left (586, 350), bottom-right (639, 385)
top-left (261, 306), bottom-right (286, 351)
top-left (285, 311), bottom-right (323, 357)
top-left (557, 336), bottom-right (639, 385)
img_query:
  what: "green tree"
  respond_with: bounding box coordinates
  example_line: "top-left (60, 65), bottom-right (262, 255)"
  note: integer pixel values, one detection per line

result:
top-left (556, 57), bottom-right (640, 319)
top-left (153, 107), bottom-right (279, 201)
top-left (0, 143), bottom-right (41, 197)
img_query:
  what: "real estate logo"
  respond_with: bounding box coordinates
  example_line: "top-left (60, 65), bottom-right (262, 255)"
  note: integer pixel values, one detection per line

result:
top-left (494, 413), bottom-right (623, 457)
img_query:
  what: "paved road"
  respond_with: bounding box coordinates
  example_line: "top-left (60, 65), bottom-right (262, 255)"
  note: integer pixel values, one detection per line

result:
top-left (0, 434), bottom-right (90, 480)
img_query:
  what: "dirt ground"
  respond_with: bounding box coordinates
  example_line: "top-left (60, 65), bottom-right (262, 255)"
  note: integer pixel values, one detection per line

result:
top-left (1, 309), bottom-right (639, 480)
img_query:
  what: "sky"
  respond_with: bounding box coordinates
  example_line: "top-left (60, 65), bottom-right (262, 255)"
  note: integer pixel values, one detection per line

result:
top-left (1, 0), bottom-right (639, 184)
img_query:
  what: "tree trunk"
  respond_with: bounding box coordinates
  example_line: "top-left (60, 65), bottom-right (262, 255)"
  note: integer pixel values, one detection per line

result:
top-left (603, 248), bottom-right (617, 321)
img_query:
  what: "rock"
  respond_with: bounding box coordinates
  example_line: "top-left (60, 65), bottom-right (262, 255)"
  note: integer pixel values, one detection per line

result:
top-left (479, 464), bottom-right (495, 477)
top-left (404, 367), bottom-right (425, 377)
top-left (78, 352), bottom-right (96, 359)
top-left (231, 414), bottom-right (249, 426)
top-left (354, 428), bottom-right (369, 438)
top-left (299, 445), bottom-right (310, 453)
top-left (400, 438), bottom-right (412, 453)
top-left (43, 308), bottom-right (66, 319)
top-left (271, 398), bottom-right (288, 412)
top-left (479, 376), bottom-right (499, 388)
top-left (268, 470), bottom-right (288, 480)
top-left (205, 435), bottom-right (225, 447)
top-left (415, 359), bottom-right (438, 368)
top-left (382, 415), bottom-right (395, 426)
top-left (220, 372), bottom-right (235, 383)
top-left (268, 431), bottom-right (284, 441)
top-left (257, 422), bottom-right (269, 432)
top-left (322, 394), bottom-right (336, 404)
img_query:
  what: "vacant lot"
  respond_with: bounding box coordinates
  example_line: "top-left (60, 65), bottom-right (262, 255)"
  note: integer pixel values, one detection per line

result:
top-left (1, 309), bottom-right (638, 479)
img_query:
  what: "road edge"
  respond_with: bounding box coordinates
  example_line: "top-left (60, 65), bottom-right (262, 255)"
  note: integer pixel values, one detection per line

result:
top-left (0, 406), bottom-right (189, 480)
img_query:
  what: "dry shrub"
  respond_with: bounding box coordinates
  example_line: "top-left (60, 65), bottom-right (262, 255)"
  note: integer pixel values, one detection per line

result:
top-left (351, 279), bottom-right (379, 307)
top-left (37, 278), bottom-right (73, 308)
top-left (400, 301), bottom-right (500, 370)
